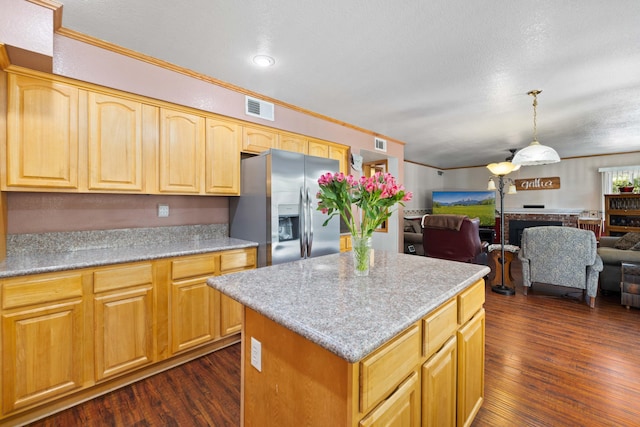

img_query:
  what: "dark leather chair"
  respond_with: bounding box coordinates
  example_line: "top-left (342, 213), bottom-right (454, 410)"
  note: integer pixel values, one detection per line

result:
top-left (422, 215), bottom-right (487, 264)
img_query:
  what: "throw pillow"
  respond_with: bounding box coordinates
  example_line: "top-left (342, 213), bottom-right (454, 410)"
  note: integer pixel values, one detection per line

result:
top-left (631, 241), bottom-right (640, 251)
top-left (614, 232), bottom-right (640, 250)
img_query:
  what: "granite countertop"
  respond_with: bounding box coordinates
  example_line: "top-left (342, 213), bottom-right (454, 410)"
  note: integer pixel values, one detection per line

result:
top-left (207, 251), bottom-right (489, 363)
top-left (0, 237), bottom-right (258, 278)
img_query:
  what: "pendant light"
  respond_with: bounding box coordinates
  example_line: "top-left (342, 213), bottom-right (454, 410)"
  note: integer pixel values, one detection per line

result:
top-left (511, 90), bottom-right (560, 166)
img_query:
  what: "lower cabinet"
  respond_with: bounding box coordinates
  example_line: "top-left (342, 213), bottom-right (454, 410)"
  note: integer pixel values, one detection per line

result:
top-left (340, 234), bottom-right (352, 252)
top-left (360, 370), bottom-right (421, 427)
top-left (422, 336), bottom-right (457, 427)
top-left (457, 309), bottom-right (485, 427)
top-left (0, 247), bottom-right (256, 424)
top-left (1, 272), bottom-right (87, 414)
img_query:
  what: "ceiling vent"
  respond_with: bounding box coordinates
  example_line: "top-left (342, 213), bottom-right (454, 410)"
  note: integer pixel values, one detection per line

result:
top-left (245, 96), bottom-right (275, 121)
top-left (374, 137), bottom-right (387, 152)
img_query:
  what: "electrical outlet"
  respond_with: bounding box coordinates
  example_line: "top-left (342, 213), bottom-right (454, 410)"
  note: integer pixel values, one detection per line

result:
top-left (250, 337), bottom-right (262, 372)
top-left (157, 204), bottom-right (169, 217)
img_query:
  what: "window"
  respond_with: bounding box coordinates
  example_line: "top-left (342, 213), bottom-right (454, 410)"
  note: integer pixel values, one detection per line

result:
top-left (599, 165), bottom-right (640, 194)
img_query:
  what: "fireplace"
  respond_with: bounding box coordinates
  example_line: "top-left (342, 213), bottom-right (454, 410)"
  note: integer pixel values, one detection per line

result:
top-left (509, 220), bottom-right (562, 247)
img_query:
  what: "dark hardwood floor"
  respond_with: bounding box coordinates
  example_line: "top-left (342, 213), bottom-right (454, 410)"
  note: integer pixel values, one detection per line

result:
top-left (28, 260), bottom-right (640, 426)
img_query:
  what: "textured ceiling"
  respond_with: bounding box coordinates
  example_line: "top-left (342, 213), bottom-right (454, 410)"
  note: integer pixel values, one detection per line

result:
top-left (57, 0), bottom-right (640, 168)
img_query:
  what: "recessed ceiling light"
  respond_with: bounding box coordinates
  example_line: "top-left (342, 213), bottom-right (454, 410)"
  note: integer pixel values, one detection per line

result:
top-left (252, 55), bottom-right (275, 67)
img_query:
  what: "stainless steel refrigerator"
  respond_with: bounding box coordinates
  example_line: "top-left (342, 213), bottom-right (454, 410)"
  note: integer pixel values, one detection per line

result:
top-left (230, 149), bottom-right (340, 267)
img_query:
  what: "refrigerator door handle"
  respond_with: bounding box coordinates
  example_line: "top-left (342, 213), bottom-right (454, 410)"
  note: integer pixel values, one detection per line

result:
top-left (299, 187), bottom-right (306, 258)
top-left (306, 187), bottom-right (313, 256)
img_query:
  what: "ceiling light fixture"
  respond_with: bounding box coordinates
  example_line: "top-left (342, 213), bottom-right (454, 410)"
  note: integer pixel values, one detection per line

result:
top-left (511, 90), bottom-right (561, 166)
top-left (252, 55), bottom-right (275, 67)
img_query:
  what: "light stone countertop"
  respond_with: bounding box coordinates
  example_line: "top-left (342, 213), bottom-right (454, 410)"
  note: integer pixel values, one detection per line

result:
top-left (207, 251), bottom-right (490, 363)
top-left (0, 238), bottom-right (258, 278)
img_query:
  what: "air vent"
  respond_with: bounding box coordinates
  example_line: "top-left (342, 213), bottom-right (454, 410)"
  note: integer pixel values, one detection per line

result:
top-left (245, 96), bottom-right (275, 121)
top-left (374, 137), bottom-right (387, 152)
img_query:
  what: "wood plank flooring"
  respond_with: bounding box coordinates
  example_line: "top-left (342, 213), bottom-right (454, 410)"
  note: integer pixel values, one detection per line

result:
top-left (28, 261), bottom-right (640, 426)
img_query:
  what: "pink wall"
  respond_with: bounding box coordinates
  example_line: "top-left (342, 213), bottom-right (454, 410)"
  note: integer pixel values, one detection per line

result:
top-left (7, 193), bottom-right (229, 234)
top-left (3, 2), bottom-right (405, 235)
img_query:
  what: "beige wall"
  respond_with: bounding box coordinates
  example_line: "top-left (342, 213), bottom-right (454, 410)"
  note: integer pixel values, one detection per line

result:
top-left (403, 152), bottom-right (640, 214)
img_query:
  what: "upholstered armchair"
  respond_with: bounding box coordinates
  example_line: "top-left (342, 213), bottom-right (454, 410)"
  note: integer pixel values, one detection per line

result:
top-left (422, 214), bottom-right (487, 264)
top-left (519, 226), bottom-right (603, 308)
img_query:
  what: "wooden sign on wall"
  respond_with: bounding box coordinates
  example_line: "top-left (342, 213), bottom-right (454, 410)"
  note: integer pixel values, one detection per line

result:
top-left (514, 177), bottom-right (561, 191)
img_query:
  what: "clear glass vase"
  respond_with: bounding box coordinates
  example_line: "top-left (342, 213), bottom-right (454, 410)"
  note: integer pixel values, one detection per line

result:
top-left (352, 235), bottom-right (373, 276)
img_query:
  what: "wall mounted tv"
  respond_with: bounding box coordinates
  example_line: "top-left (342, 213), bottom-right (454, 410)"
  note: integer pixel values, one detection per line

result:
top-left (432, 191), bottom-right (496, 227)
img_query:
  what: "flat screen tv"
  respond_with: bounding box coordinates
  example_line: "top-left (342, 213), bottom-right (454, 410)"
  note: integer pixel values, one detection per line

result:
top-left (432, 190), bottom-right (496, 227)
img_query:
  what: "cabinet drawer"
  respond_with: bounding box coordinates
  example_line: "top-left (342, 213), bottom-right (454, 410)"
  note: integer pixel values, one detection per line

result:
top-left (93, 263), bottom-right (153, 293)
top-left (360, 323), bottom-right (420, 413)
top-left (220, 249), bottom-right (256, 274)
top-left (359, 370), bottom-right (420, 427)
top-left (458, 279), bottom-right (485, 325)
top-left (423, 298), bottom-right (457, 358)
top-left (2, 272), bottom-right (84, 309)
top-left (172, 254), bottom-right (216, 280)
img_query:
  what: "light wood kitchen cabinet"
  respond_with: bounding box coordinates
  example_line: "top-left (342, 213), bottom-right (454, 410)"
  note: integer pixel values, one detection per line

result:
top-left (328, 143), bottom-right (349, 174)
top-left (168, 248), bottom-right (256, 353)
top-left (422, 336), bottom-right (457, 427)
top-left (340, 234), bottom-right (352, 252)
top-left (242, 124), bottom-right (277, 154)
top-left (169, 254), bottom-right (218, 354)
top-left (92, 263), bottom-right (155, 381)
top-left (158, 107), bottom-right (205, 194)
top-left (87, 92), bottom-right (145, 192)
top-left (218, 249), bottom-right (256, 335)
top-left (278, 132), bottom-right (309, 154)
top-left (456, 280), bottom-right (485, 427)
top-left (0, 247), bottom-right (255, 425)
top-left (308, 139), bottom-right (349, 174)
top-left (205, 117), bottom-right (241, 195)
top-left (1, 271), bottom-right (87, 413)
top-left (4, 72), bottom-right (80, 190)
top-left (360, 370), bottom-right (421, 427)
top-left (307, 139), bottom-right (330, 158)
top-left (457, 309), bottom-right (485, 427)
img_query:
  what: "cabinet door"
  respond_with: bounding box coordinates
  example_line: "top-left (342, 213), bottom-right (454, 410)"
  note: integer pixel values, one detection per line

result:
top-left (5, 73), bottom-right (79, 190)
top-left (205, 117), bottom-right (241, 195)
top-left (170, 277), bottom-right (217, 354)
top-left (242, 125), bottom-right (277, 153)
top-left (457, 309), bottom-right (485, 427)
top-left (340, 235), bottom-right (352, 252)
top-left (278, 132), bottom-right (308, 154)
top-left (308, 139), bottom-right (329, 158)
top-left (2, 300), bottom-right (84, 412)
top-left (88, 92), bottom-right (144, 192)
top-left (422, 336), bottom-right (457, 427)
top-left (159, 108), bottom-right (204, 193)
top-left (93, 263), bottom-right (154, 381)
top-left (219, 293), bottom-right (242, 336)
top-left (329, 144), bottom-right (349, 174)
top-left (359, 371), bottom-right (420, 427)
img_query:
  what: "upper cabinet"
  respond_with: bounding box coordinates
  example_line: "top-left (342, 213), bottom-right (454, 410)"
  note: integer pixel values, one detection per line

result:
top-left (205, 117), bottom-right (241, 195)
top-left (3, 68), bottom-right (351, 196)
top-left (5, 73), bottom-right (80, 190)
top-left (158, 108), bottom-right (205, 194)
top-left (242, 124), bottom-right (277, 154)
top-left (88, 92), bottom-right (146, 192)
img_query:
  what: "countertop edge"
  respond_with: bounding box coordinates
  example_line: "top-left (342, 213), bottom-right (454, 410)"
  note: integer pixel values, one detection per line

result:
top-left (0, 239), bottom-right (258, 278)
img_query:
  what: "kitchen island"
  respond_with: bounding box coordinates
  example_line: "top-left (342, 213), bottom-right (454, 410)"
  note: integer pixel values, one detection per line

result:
top-left (207, 251), bottom-right (490, 426)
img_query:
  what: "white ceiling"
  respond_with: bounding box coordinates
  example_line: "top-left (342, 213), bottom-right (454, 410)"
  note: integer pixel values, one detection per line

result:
top-left (57, 0), bottom-right (640, 168)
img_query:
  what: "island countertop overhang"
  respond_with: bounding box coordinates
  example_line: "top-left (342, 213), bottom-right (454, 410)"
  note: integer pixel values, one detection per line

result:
top-left (207, 251), bottom-right (489, 363)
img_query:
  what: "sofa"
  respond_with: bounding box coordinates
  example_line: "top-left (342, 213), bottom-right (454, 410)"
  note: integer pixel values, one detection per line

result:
top-left (403, 217), bottom-right (424, 255)
top-left (597, 233), bottom-right (640, 293)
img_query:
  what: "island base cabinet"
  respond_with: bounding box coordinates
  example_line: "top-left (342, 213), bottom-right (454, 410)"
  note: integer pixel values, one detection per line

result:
top-left (422, 336), bottom-right (457, 427)
top-left (457, 308), bottom-right (485, 427)
top-left (359, 371), bottom-right (420, 427)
